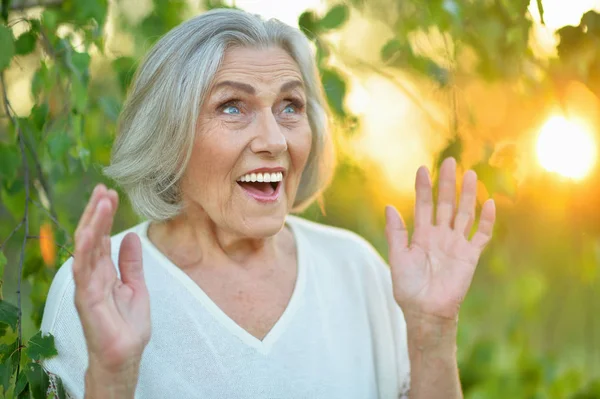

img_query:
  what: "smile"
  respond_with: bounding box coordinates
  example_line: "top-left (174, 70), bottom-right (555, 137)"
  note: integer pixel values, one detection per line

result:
top-left (236, 171), bottom-right (283, 203)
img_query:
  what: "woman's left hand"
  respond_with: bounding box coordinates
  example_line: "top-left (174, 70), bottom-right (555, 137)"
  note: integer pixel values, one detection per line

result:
top-left (385, 157), bottom-right (496, 324)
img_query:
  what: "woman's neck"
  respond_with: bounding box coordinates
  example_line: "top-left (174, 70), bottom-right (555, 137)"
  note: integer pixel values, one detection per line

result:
top-left (146, 211), bottom-right (292, 272)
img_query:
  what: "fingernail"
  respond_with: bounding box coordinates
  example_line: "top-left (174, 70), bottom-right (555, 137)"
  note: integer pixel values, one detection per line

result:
top-left (98, 198), bottom-right (111, 210)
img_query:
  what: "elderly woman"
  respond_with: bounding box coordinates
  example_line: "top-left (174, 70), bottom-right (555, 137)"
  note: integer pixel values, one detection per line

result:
top-left (41, 7), bottom-right (495, 399)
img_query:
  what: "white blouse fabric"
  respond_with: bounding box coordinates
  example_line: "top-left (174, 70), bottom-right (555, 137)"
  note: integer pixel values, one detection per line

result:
top-left (41, 215), bottom-right (410, 398)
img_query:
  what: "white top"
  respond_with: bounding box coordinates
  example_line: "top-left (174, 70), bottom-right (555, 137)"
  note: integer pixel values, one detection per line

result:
top-left (41, 215), bottom-right (410, 399)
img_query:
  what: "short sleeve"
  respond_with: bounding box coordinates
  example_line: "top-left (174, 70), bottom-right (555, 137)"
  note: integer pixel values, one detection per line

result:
top-left (360, 241), bottom-right (411, 399)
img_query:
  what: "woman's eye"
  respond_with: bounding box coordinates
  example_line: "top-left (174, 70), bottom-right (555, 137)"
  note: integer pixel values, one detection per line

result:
top-left (282, 100), bottom-right (304, 115)
top-left (223, 105), bottom-right (241, 115)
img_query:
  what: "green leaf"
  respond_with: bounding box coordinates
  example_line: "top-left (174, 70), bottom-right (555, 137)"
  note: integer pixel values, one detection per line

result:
top-left (47, 133), bottom-right (73, 160)
top-left (42, 10), bottom-right (58, 31)
top-left (0, 251), bottom-right (6, 299)
top-left (73, 0), bottom-right (108, 27)
top-left (1, 0), bottom-right (9, 23)
top-left (0, 142), bottom-right (21, 183)
top-left (582, 10), bottom-right (600, 35)
top-left (31, 103), bottom-right (49, 135)
top-left (71, 51), bottom-right (91, 84)
top-left (112, 56), bottom-right (136, 94)
top-left (0, 355), bottom-right (12, 395)
top-left (15, 31), bottom-right (36, 55)
top-left (0, 251), bottom-right (5, 278)
top-left (321, 68), bottom-right (347, 117)
top-left (14, 371), bottom-right (27, 397)
top-left (25, 362), bottom-right (49, 399)
top-left (319, 4), bottom-right (349, 30)
top-left (0, 24), bottom-right (15, 71)
top-left (472, 161), bottom-right (517, 199)
top-left (17, 383), bottom-right (30, 399)
top-left (298, 11), bottom-right (320, 40)
top-left (0, 182), bottom-right (25, 220)
top-left (381, 39), bottom-right (411, 65)
top-left (26, 331), bottom-right (58, 361)
top-left (437, 135), bottom-right (463, 169)
top-left (31, 63), bottom-right (49, 98)
top-left (70, 78), bottom-right (88, 113)
top-left (0, 300), bottom-right (19, 331)
top-left (0, 341), bottom-right (17, 363)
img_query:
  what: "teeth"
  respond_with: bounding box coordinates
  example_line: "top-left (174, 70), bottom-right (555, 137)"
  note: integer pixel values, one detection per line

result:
top-left (237, 171), bottom-right (283, 183)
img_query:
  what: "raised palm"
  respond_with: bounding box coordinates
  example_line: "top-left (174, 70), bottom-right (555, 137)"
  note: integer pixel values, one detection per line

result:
top-left (385, 157), bottom-right (496, 321)
top-left (72, 185), bottom-right (151, 372)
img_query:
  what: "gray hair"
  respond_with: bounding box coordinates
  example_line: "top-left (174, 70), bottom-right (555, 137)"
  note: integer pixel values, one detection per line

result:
top-left (104, 8), bottom-right (334, 221)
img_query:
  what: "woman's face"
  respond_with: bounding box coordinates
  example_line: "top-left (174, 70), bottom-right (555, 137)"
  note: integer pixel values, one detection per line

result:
top-left (179, 46), bottom-right (312, 237)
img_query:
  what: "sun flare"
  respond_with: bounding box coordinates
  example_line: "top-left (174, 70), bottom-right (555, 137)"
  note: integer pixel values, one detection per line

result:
top-left (536, 116), bottom-right (597, 180)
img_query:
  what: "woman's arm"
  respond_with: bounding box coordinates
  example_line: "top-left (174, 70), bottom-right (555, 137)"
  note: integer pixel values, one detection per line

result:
top-left (72, 184), bottom-right (151, 399)
top-left (384, 157), bottom-right (496, 399)
top-left (405, 314), bottom-right (461, 398)
top-left (84, 356), bottom-right (142, 399)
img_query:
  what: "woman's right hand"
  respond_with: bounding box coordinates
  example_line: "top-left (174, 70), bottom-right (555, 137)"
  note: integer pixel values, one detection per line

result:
top-left (72, 184), bottom-right (151, 398)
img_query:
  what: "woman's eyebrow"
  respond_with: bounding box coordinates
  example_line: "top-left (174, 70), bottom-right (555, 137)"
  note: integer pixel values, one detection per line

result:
top-left (280, 80), bottom-right (304, 93)
top-left (213, 81), bottom-right (255, 94)
top-left (212, 79), bottom-right (304, 95)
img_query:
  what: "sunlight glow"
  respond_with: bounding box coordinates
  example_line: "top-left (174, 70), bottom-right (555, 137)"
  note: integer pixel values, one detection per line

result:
top-left (536, 116), bottom-right (597, 180)
top-left (528, 0), bottom-right (600, 30)
top-left (225, 0), bottom-right (325, 27)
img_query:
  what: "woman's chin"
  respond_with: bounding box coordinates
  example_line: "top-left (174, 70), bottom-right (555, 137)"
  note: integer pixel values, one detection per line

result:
top-left (237, 213), bottom-right (287, 238)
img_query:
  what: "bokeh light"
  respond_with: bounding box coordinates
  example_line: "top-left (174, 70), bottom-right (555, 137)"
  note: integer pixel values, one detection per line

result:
top-left (536, 115), bottom-right (597, 180)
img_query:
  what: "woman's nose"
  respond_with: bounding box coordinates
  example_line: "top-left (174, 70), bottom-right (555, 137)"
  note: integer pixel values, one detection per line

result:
top-left (250, 109), bottom-right (288, 156)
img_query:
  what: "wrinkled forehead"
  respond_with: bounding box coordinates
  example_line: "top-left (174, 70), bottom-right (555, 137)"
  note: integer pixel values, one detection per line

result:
top-left (210, 46), bottom-right (305, 92)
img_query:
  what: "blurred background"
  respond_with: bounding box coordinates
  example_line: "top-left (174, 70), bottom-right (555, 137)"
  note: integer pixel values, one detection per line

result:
top-left (1, 0), bottom-right (600, 397)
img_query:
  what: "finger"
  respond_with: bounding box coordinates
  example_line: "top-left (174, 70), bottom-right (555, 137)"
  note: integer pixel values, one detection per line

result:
top-left (470, 199), bottom-right (496, 251)
top-left (107, 189), bottom-right (118, 213)
top-left (385, 205), bottom-right (409, 265)
top-left (453, 169), bottom-right (477, 237)
top-left (72, 227), bottom-right (94, 288)
top-left (88, 197), bottom-right (113, 260)
top-left (75, 184), bottom-right (106, 237)
top-left (414, 166), bottom-right (433, 229)
top-left (101, 190), bottom-right (119, 256)
top-left (435, 157), bottom-right (457, 227)
top-left (119, 233), bottom-right (146, 289)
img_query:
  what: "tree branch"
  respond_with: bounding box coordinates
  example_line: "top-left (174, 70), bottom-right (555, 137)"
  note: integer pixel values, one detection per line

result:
top-left (27, 235), bottom-right (74, 258)
top-left (0, 219), bottom-right (24, 251)
top-left (9, 0), bottom-right (64, 11)
top-left (330, 48), bottom-right (448, 133)
top-left (1, 72), bottom-right (30, 384)
top-left (23, 128), bottom-right (59, 222)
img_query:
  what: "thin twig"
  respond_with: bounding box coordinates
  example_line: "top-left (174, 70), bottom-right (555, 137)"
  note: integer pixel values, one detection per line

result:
top-left (1, 72), bottom-right (30, 383)
top-left (331, 49), bottom-right (448, 133)
top-left (22, 131), bottom-right (58, 221)
top-left (31, 199), bottom-right (71, 243)
top-left (0, 219), bottom-right (25, 251)
top-left (27, 235), bottom-right (74, 258)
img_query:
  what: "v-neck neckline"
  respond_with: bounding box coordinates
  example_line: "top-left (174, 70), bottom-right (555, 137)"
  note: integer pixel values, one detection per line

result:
top-left (137, 216), bottom-right (307, 355)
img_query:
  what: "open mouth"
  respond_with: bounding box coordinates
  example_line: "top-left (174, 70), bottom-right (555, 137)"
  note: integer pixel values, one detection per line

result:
top-left (236, 171), bottom-right (283, 201)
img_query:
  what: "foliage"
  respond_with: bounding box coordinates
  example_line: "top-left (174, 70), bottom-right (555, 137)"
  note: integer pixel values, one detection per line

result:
top-left (0, 0), bottom-right (598, 398)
